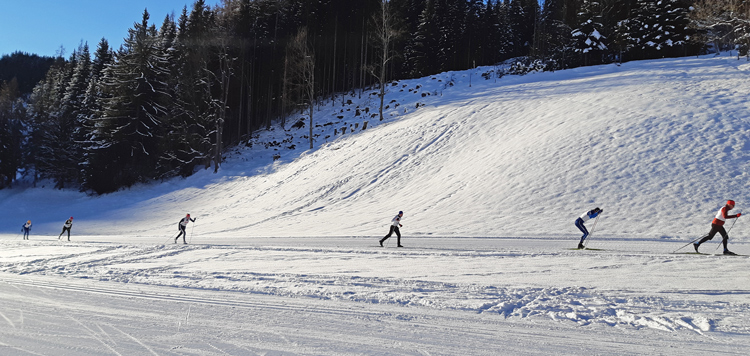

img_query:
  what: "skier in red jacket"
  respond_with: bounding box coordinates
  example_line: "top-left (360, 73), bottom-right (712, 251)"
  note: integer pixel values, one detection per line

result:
top-left (694, 200), bottom-right (741, 255)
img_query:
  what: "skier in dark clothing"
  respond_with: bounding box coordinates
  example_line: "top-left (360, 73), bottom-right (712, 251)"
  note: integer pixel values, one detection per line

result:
top-left (575, 207), bottom-right (603, 249)
top-left (176, 214), bottom-right (196, 244)
top-left (22, 220), bottom-right (31, 240)
top-left (694, 200), bottom-right (741, 255)
top-left (58, 217), bottom-right (73, 241)
top-left (380, 211), bottom-right (404, 247)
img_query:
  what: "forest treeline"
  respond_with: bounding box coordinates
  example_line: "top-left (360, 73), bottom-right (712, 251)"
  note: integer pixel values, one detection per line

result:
top-left (1, 0), bottom-right (748, 194)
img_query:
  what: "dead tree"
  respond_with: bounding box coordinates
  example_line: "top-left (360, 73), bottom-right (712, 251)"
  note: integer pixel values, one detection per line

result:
top-left (368, 0), bottom-right (402, 121)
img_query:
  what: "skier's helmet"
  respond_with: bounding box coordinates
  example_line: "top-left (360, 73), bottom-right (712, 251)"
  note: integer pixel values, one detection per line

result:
top-left (70, 217), bottom-right (73, 220)
top-left (398, 211), bottom-right (403, 215)
top-left (727, 200), bottom-right (736, 207)
top-left (187, 214), bottom-right (191, 217)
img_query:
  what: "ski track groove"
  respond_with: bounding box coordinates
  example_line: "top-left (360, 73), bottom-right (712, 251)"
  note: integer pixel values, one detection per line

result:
top-left (206, 342), bottom-right (231, 355)
top-left (0, 339), bottom-right (47, 356)
top-left (68, 315), bottom-right (123, 356)
top-left (97, 323), bottom-right (118, 348)
top-left (0, 309), bottom-right (16, 329)
top-left (0, 277), bottom-right (388, 319)
top-left (110, 324), bottom-right (159, 356)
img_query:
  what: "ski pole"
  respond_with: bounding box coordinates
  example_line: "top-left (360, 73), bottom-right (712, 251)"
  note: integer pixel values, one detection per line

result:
top-left (166, 231), bottom-right (181, 244)
top-left (582, 214), bottom-right (601, 248)
top-left (673, 235), bottom-right (707, 253)
top-left (726, 210), bottom-right (740, 234)
top-left (189, 221), bottom-right (195, 244)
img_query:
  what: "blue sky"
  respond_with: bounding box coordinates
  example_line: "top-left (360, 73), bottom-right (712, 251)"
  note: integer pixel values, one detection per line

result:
top-left (0, 0), bottom-right (222, 57)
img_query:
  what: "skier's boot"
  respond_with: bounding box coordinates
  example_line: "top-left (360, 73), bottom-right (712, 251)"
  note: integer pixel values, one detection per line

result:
top-left (379, 239), bottom-right (384, 247)
top-left (577, 242), bottom-right (584, 250)
top-left (724, 250), bottom-right (737, 255)
top-left (693, 243), bottom-right (700, 253)
top-left (397, 245), bottom-right (404, 247)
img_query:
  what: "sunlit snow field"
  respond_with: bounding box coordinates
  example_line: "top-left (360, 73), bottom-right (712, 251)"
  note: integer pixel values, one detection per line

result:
top-left (2, 54), bottom-right (750, 354)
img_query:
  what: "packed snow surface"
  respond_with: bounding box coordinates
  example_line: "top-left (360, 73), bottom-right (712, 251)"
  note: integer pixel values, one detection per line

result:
top-left (2, 54), bottom-right (750, 354)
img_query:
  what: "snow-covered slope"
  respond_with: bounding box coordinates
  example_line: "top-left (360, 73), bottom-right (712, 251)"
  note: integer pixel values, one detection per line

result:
top-left (3, 54), bottom-right (750, 241)
top-left (4, 55), bottom-right (750, 355)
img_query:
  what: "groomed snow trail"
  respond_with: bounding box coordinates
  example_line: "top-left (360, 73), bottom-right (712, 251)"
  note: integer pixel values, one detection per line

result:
top-left (0, 237), bottom-right (749, 355)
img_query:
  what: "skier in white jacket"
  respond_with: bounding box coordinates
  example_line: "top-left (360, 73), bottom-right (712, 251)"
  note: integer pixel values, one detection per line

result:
top-left (176, 214), bottom-right (196, 244)
top-left (379, 211), bottom-right (404, 247)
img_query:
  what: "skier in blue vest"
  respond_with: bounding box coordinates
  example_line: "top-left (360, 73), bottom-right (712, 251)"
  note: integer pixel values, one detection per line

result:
top-left (22, 220), bottom-right (32, 240)
top-left (575, 207), bottom-right (602, 249)
top-left (380, 211), bottom-right (404, 247)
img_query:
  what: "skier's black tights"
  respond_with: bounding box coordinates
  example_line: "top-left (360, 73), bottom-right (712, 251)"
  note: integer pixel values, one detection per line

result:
top-left (176, 226), bottom-right (187, 243)
top-left (382, 226), bottom-right (401, 245)
top-left (697, 224), bottom-right (729, 250)
top-left (59, 227), bottom-right (70, 240)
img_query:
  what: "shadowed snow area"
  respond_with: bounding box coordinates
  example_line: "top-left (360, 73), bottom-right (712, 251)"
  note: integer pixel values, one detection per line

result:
top-left (2, 55), bottom-right (750, 354)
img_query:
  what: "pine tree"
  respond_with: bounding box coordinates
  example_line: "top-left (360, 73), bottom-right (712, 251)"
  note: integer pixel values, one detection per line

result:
top-left (493, 1), bottom-right (515, 62)
top-left (391, 0), bottom-right (427, 78)
top-left (91, 38), bottom-right (113, 81)
top-left (538, 0), bottom-right (574, 66)
top-left (0, 78), bottom-right (25, 189)
top-left (162, 3), bottom-right (215, 178)
top-left (629, 0), bottom-right (692, 59)
top-left (434, 0), bottom-right (467, 71)
top-left (29, 53), bottom-right (79, 189)
top-left (79, 40), bottom-right (115, 190)
top-left (508, 0), bottom-right (540, 58)
top-left (58, 43), bottom-right (92, 185)
top-left (86, 9), bottom-right (171, 193)
top-left (406, 0), bottom-right (438, 77)
top-left (659, 0), bottom-right (692, 57)
top-left (571, 0), bottom-right (607, 65)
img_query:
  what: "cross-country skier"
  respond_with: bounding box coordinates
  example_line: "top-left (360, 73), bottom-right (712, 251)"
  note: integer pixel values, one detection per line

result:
top-left (22, 220), bottom-right (31, 240)
top-left (694, 200), bottom-right (741, 255)
top-left (176, 214), bottom-right (196, 244)
top-left (58, 217), bottom-right (73, 241)
top-left (379, 211), bottom-right (404, 247)
top-left (575, 207), bottom-right (603, 249)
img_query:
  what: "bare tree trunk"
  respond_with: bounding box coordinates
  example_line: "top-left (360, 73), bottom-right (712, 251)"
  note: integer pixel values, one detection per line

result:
top-left (286, 27), bottom-right (316, 149)
top-left (369, 0), bottom-right (402, 121)
top-left (215, 118), bottom-right (223, 173)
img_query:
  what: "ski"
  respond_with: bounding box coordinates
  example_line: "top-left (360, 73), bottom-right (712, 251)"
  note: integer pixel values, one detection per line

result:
top-left (672, 252), bottom-right (746, 256)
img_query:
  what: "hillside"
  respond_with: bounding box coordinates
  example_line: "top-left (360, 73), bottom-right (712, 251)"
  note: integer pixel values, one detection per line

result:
top-left (2, 54), bottom-right (750, 241)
